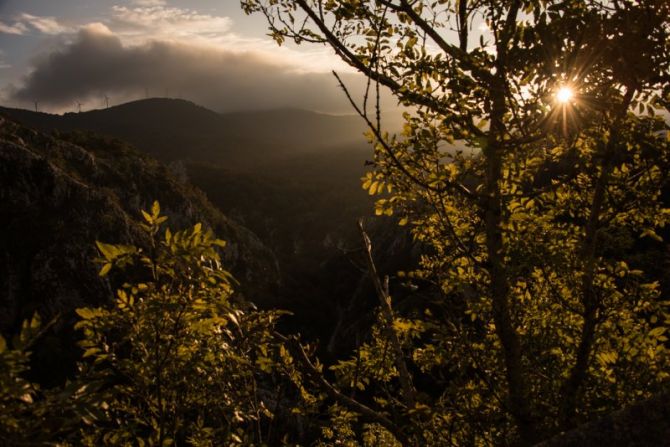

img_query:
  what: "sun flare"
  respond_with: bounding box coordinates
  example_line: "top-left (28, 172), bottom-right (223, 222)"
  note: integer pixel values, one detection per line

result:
top-left (556, 86), bottom-right (574, 104)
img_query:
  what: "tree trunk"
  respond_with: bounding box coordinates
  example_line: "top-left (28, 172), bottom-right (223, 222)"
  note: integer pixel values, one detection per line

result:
top-left (484, 71), bottom-right (539, 445)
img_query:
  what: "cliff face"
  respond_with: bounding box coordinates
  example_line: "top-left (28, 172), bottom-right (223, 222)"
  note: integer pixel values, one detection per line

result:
top-left (0, 116), bottom-right (279, 382)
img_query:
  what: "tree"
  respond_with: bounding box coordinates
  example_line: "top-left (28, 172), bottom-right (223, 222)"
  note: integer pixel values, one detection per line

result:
top-left (242, 0), bottom-right (670, 444)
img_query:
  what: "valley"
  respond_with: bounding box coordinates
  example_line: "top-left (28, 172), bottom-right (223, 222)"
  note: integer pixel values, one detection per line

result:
top-left (0, 98), bottom-right (417, 365)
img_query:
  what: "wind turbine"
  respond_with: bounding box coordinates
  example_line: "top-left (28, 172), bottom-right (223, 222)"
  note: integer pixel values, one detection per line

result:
top-left (34, 101), bottom-right (38, 112)
top-left (104, 95), bottom-right (109, 109)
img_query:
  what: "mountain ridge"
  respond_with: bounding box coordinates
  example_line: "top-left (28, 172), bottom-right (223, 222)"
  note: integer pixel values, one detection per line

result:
top-left (0, 98), bottom-right (372, 166)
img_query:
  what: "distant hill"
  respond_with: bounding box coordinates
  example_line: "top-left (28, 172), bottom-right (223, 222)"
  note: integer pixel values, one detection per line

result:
top-left (0, 98), bottom-right (371, 167)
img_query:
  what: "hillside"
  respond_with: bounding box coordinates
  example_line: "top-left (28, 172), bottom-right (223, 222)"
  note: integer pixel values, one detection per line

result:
top-left (0, 116), bottom-right (279, 384)
top-left (1, 102), bottom-right (377, 288)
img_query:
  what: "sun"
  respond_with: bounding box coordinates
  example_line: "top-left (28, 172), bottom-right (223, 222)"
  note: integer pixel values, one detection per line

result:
top-left (556, 86), bottom-right (574, 104)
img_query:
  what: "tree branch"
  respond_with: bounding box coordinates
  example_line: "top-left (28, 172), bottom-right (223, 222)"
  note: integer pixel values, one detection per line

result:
top-left (332, 71), bottom-right (477, 200)
top-left (279, 333), bottom-right (410, 445)
top-left (558, 87), bottom-right (635, 429)
top-left (293, 0), bottom-right (457, 116)
top-left (379, 0), bottom-right (492, 82)
top-left (358, 220), bottom-right (417, 409)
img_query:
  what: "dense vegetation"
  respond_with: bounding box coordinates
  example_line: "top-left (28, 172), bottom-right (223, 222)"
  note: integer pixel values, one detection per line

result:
top-left (0, 203), bottom-right (415, 445)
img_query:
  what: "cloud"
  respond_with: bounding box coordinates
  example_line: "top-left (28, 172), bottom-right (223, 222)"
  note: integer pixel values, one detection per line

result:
top-left (103, 4), bottom-right (349, 73)
top-left (18, 13), bottom-right (71, 35)
top-left (0, 20), bottom-right (28, 35)
top-left (0, 50), bottom-right (11, 69)
top-left (8, 24), bottom-right (378, 113)
top-left (0, 13), bottom-right (71, 35)
top-left (109, 5), bottom-right (233, 44)
top-left (131, 0), bottom-right (167, 5)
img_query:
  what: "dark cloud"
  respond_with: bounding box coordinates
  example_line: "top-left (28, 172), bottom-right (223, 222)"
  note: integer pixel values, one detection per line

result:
top-left (9, 25), bottom-right (380, 113)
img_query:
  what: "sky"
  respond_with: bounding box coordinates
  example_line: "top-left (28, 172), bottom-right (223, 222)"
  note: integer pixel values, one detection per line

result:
top-left (0, 0), bottom-right (368, 114)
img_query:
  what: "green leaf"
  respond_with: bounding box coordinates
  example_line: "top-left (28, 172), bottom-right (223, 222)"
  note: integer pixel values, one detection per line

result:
top-left (30, 313), bottom-right (40, 330)
top-left (96, 241), bottom-right (118, 261)
top-left (641, 228), bottom-right (663, 242)
top-left (83, 348), bottom-right (100, 358)
top-left (76, 308), bottom-right (97, 320)
top-left (649, 327), bottom-right (667, 338)
top-left (369, 181), bottom-right (379, 195)
top-left (99, 263), bottom-right (112, 277)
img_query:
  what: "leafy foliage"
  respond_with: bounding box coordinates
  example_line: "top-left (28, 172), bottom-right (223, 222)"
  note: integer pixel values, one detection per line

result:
top-left (0, 203), bottom-right (294, 446)
top-left (2, 1), bottom-right (670, 444)
top-left (74, 201), bottom-right (286, 445)
top-left (243, 0), bottom-right (670, 444)
top-left (0, 315), bottom-right (42, 443)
